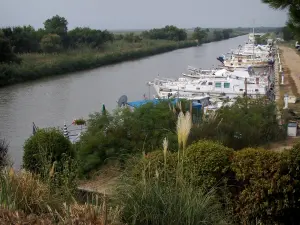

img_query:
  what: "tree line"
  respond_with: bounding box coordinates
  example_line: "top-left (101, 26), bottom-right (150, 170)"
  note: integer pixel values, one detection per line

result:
top-left (0, 14), bottom-right (239, 64)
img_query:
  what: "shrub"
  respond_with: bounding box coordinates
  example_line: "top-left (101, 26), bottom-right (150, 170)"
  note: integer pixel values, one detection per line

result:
top-left (231, 148), bottom-right (290, 224)
top-left (184, 140), bottom-right (235, 191)
top-left (77, 102), bottom-right (179, 175)
top-left (189, 97), bottom-right (286, 150)
top-left (128, 140), bottom-right (235, 192)
top-left (116, 176), bottom-right (230, 225)
top-left (23, 128), bottom-right (74, 176)
top-left (0, 138), bottom-right (9, 169)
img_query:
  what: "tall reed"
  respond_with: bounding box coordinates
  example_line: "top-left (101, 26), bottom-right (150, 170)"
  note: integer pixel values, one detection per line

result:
top-left (115, 108), bottom-right (230, 225)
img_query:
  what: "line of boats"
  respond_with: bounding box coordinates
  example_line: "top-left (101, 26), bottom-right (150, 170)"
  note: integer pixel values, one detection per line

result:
top-left (147, 32), bottom-right (276, 114)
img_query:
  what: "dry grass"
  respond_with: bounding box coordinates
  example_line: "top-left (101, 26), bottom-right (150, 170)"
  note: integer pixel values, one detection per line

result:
top-left (0, 168), bottom-right (62, 214)
top-left (0, 168), bottom-right (123, 224)
top-left (0, 202), bottom-right (123, 225)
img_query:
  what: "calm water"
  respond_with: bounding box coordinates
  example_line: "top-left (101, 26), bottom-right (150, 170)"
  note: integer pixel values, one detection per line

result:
top-left (0, 35), bottom-right (248, 168)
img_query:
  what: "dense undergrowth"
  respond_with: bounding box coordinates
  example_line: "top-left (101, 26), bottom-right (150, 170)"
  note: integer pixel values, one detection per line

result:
top-left (0, 96), bottom-right (296, 224)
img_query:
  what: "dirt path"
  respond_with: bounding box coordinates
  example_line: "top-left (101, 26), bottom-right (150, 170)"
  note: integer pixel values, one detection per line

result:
top-left (280, 46), bottom-right (300, 95)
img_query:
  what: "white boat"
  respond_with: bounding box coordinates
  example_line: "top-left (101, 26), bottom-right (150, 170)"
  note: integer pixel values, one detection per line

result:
top-left (152, 75), bottom-right (268, 99)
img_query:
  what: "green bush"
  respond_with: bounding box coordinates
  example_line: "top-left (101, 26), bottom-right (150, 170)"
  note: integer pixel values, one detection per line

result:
top-left (116, 141), bottom-right (231, 225)
top-left (77, 101), bottom-right (178, 176)
top-left (23, 128), bottom-right (74, 176)
top-left (189, 97), bottom-right (286, 150)
top-left (231, 148), bottom-right (300, 224)
top-left (184, 140), bottom-right (234, 191)
top-left (128, 140), bottom-right (235, 192)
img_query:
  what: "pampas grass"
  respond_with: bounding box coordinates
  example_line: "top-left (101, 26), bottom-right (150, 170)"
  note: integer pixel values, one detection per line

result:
top-left (176, 110), bottom-right (192, 156)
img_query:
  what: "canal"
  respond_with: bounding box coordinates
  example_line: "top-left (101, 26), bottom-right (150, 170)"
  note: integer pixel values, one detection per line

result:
top-left (0, 35), bottom-right (248, 168)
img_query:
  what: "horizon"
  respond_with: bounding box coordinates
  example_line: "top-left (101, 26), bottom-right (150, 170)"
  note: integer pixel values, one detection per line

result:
top-left (0, 0), bottom-right (288, 30)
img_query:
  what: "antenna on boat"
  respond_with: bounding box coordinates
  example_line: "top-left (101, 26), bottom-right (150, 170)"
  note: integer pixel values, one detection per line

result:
top-left (117, 95), bottom-right (128, 107)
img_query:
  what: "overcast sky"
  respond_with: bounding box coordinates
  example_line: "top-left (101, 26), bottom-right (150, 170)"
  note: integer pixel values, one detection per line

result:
top-left (0, 0), bottom-right (288, 30)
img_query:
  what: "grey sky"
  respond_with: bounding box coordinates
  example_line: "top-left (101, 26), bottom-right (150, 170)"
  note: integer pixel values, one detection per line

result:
top-left (0, 0), bottom-right (288, 30)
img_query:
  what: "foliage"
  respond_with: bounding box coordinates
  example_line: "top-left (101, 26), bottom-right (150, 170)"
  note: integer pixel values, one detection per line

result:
top-left (116, 176), bottom-right (230, 225)
top-left (184, 140), bottom-right (234, 191)
top-left (117, 133), bottom-right (230, 225)
top-left (282, 25), bottom-right (295, 41)
top-left (68, 27), bottom-right (114, 48)
top-left (189, 97), bottom-right (286, 150)
top-left (0, 168), bottom-right (62, 214)
top-left (192, 27), bottom-right (208, 43)
top-left (123, 32), bottom-right (142, 43)
top-left (77, 101), bottom-right (179, 175)
top-left (222, 29), bottom-right (233, 39)
top-left (23, 128), bottom-right (74, 175)
top-left (262, 0), bottom-right (300, 39)
top-left (0, 169), bottom-right (122, 224)
top-left (0, 40), bottom-right (197, 87)
top-left (230, 147), bottom-right (300, 224)
top-left (40, 34), bottom-right (62, 53)
top-left (141, 25), bottom-right (187, 41)
top-left (0, 26), bottom-right (40, 53)
top-left (0, 138), bottom-right (9, 169)
top-left (0, 36), bottom-right (22, 64)
top-left (213, 30), bottom-right (224, 41)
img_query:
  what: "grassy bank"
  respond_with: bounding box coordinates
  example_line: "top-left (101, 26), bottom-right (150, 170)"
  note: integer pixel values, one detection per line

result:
top-left (0, 34), bottom-right (245, 87)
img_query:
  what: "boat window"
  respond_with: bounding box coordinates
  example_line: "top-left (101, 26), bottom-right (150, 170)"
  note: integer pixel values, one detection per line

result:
top-left (255, 89), bottom-right (259, 92)
top-left (201, 81), bottom-right (207, 85)
top-left (239, 89), bottom-right (243, 91)
top-left (208, 82), bottom-right (213, 85)
top-left (224, 82), bottom-right (230, 88)
top-left (215, 82), bottom-right (221, 88)
top-left (196, 87), bottom-right (200, 90)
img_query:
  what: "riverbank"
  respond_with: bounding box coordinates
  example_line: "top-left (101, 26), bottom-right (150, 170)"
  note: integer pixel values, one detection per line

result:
top-left (0, 34), bottom-right (245, 88)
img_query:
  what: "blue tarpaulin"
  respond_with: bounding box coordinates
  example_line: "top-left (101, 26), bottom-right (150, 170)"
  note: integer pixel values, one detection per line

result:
top-left (127, 99), bottom-right (202, 109)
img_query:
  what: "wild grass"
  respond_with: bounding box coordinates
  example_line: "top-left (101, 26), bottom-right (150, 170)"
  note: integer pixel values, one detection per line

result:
top-left (0, 40), bottom-right (197, 87)
top-left (0, 168), bottom-right (122, 224)
top-left (115, 110), bottom-right (231, 225)
top-left (0, 168), bottom-right (62, 214)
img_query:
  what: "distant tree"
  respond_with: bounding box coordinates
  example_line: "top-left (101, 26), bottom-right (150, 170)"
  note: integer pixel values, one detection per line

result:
top-left (282, 26), bottom-right (294, 41)
top-left (44, 15), bottom-right (69, 47)
top-left (123, 32), bottom-right (142, 43)
top-left (222, 29), bottom-right (232, 39)
top-left (0, 35), bottom-right (22, 64)
top-left (40, 34), bottom-right (62, 53)
top-left (0, 26), bottom-right (40, 53)
top-left (192, 27), bottom-right (208, 44)
top-left (213, 30), bottom-right (223, 41)
top-left (141, 25), bottom-right (187, 41)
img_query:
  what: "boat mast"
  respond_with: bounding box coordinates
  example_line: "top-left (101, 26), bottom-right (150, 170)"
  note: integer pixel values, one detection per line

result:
top-left (252, 19), bottom-right (255, 60)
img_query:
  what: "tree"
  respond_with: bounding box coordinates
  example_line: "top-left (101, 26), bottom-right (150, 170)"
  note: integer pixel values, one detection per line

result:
top-left (213, 30), bottom-right (223, 41)
top-left (282, 25), bottom-right (295, 41)
top-left (44, 15), bottom-right (68, 47)
top-left (0, 35), bottom-right (22, 64)
top-left (192, 27), bottom-right (208, 44)
top-left (262, 0), bottom-right (300, 39)
top-left (222, 29), bottom-right (233, 39)
top-left (141, 25), bottom-right (187, 41)
top-left (40, 34), bottom-right (62, 53)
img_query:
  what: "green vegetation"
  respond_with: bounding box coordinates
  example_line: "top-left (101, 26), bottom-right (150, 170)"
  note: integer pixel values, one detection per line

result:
top-left (0, 138), bottom-right (9, 169)
top-left (3, 95), bottom-right (300, 224)
top-left (262, 0), bottom-right (300, 41)
top-left (0, 15), bottom-right (246, 87)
